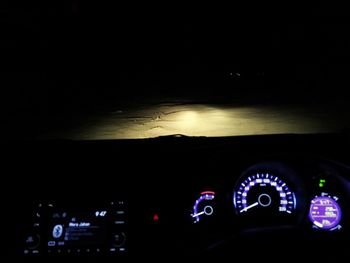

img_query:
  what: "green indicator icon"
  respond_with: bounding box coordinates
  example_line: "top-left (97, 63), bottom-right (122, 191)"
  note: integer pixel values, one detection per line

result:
top-left (319, 179), bottom-right (326, 188)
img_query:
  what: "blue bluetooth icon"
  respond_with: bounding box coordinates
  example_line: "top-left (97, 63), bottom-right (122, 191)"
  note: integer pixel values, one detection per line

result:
top-left (52, 225), bottom-right (64, 239)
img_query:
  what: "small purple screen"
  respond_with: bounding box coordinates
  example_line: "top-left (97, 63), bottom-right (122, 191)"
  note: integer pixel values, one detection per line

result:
top-left (309, 196), bottom-right (341, 230)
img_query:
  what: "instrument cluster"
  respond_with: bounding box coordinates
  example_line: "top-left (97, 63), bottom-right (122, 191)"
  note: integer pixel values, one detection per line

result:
top-left (189, 160), bottom-right (349, 234)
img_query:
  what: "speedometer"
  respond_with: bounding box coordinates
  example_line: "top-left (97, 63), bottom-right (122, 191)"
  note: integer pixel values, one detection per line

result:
top-left (233, 173), bottom-right (296, 215)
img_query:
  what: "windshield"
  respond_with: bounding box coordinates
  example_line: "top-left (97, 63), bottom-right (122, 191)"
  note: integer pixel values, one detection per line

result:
top-left (1, 2), bottom-right (349, 139)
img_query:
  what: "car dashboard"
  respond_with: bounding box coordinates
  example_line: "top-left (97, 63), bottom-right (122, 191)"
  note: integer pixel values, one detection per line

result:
top-left (2, 133), bottom-right (350, 261)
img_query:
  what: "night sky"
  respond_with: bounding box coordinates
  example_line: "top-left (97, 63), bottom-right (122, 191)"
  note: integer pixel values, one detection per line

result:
top-left (1, 2), bottom-right (350, 137)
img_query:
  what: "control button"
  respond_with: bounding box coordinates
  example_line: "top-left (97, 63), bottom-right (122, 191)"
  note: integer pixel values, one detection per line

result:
top-left (25, 234), bottom-right (40, 249)
top-left (57, 241), bottom-right (65, 246)
top-left (48, 241), bottom-right (56, 247)
top-left (112, 232), bottom-right (126, 248)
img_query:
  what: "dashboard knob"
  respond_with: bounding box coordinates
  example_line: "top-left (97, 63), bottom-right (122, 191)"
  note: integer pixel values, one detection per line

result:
top-left (25, 234), bottom-right (40, 250)
top-left (112, 232), bottom-right (126, 248)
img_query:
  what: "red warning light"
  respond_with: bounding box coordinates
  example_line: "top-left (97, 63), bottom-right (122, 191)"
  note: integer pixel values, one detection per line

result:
top-left (153, 214), bottom-right (159, 222)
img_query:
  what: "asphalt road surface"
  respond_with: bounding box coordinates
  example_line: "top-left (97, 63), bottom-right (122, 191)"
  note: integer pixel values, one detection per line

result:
top-left (45, 103), bottom-right (346, 140)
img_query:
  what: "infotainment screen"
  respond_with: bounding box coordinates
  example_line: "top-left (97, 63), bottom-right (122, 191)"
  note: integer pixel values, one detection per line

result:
top-left (24, 201), bottom-right (127, 256)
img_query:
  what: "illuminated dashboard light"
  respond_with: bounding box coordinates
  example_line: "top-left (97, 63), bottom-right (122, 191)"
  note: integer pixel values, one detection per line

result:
top-left (153, 214), bottom-right (159, 222)
top-left (234, 173), bottom-right (296, 215)
top-left (200, 191), bottom-right (215, 195)
top-left (309, 196), bottom-right (342, 230)
top-left (319, 179), bottom-right (326, 188)
top-left (192, 192), bottom-right (215, 223)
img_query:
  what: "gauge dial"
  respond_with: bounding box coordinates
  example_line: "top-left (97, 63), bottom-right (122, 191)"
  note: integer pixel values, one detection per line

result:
top-left (191, 191), bottom-right (215, 223)
top-left (233, 173), bottom-right (296, 215)
top-left (309, 195), bottom-right (342, 230)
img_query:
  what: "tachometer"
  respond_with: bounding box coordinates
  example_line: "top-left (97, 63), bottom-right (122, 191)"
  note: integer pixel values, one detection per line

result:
top-left (191, 191), bottom-right (215, 223)
top-left (233, 173), bottom-right (296, 215)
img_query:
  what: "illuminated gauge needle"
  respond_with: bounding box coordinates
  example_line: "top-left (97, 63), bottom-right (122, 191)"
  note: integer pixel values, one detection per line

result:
top-left (192, 211), bottom-right (205, 218)
top-left (313, 221), bottom-right (323, 228)
top-left (192, 205), bottom-right (214, 218)
top-left (240, 202), bottom-right (259, 213)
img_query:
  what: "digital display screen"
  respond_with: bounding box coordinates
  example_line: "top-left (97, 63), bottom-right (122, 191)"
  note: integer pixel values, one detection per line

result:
top-left (309, 196), bottom-right (341, 230)
top-left (48, 211), bottom-right (108, 247)
top-left (45, 201), bottom-right (126, 255)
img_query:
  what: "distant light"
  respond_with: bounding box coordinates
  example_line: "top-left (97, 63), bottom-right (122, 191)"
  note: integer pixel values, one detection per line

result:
top-left (229, 72), bottom-right (241, 77)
